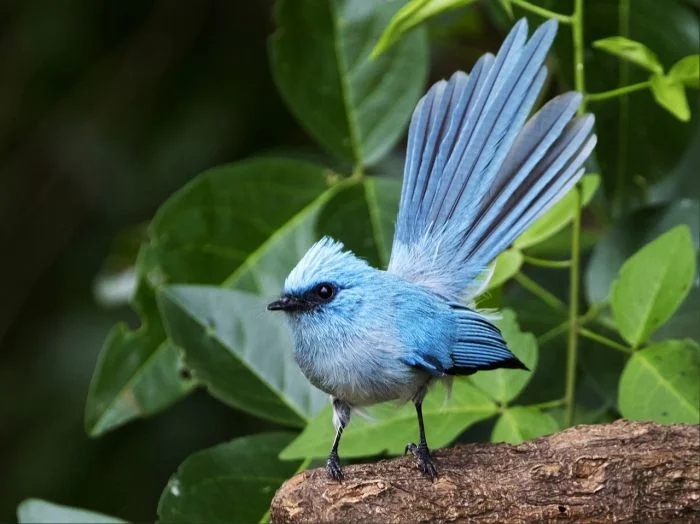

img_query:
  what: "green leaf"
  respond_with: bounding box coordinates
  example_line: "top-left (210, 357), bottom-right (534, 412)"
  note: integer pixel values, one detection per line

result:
top-left (514, 174), bottom-right (600, 249)
top-left (317, 176), bottom-right (401, 267)
top-left (158, 286), bottom-right (327, 427)
top-left (618, 340), bottom-right (700, 423)
top-left (555, 0), bottom-right (699, 208)
top-left (17, 499), bottom-right (125, 524)
top-left (593, 36), bottom-right (664, 74)
top-left (585, 199), bottom-right (699, 306)
top-left (487, 249), bottom-right (523, 290)
top-left (611, 225), bottom-right (696, 347)
top-left (371, 0), bottom-right (477, 58)
top-left (491, 406), bottom-right (560, 445)
top-left (85, 282), bottom-right (195, 437)
top-left (281, 380), bottom-right (497, 460)
top-left (86, 158), bottom-right (331, 436)
top-left (158, 432), bottom-right (301, 524)
top-left (468, 310), bottom-right (537, 404)
top-left (270, 0), bottom-right (428, 166)
top-left (668, 54), bottom-right (700, 88)
top-left (650, 73), bottom-right (691, 121)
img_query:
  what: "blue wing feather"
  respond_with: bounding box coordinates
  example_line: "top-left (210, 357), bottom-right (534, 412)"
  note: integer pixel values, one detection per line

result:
top-left (447, 307), bottom-right (527, 375)
top-left (388, 18), bottom-right (596, 301)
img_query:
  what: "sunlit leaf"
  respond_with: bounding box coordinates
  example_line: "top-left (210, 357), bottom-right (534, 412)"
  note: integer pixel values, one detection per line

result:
top-left (593, 36), bottom-right (664, 74)
top-left (469, 310), bottom-right (537, 404)
top-left (611, 225), bottom-right (696, 347)
top-left (280, 380), bottom-right (497, 460)
top-left (371, 0), bottom-right (477, 57)
top-left (650, 73), bottom-right (691, 121)
top-left (491, 406), bottom-right (559, 444)
top-left (668, 54), bottom-right (700, 88)
top-left (487, 249), bottom-right (523, 290)
top-left (17, 499), bottom-right (125, 524)
top-left (158, 433), bottom-right (301, 524)
top-left (618, 339), bottom-right (700, 423)
top-left (158, 286), bottom-right (327, 427)
top-left (515, 174), bottom-right (600, 249)
top-left (270, 0), bottom-right (428, 166)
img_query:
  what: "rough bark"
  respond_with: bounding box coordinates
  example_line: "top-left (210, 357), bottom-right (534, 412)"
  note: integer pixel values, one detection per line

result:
top-left (271, 420), bottom-right (700, 523)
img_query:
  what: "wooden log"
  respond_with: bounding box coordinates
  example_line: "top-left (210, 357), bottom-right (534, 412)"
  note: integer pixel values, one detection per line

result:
top-left (271, 420), bottom-right (700, 523)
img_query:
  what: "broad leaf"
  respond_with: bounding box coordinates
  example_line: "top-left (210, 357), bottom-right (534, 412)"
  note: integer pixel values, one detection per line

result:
top-left (85, 282), bottom-right (195, 437)
top-left (618, 340), bottom-right (700, 423)
top-left (280, 380), bottom-right (497, 460)
top-left (668, 54), bottom-right (700, 88)
top-left (270, 0), bottom-right (428, 166)
top-left (317, 176), bottom-right (401, 267)
top-left (158, 286), bottom-right (327, 427)
top-left (371, 0), bottom-right (477, 57)
top-left (158, 433), bottom-right (301, 524)
top-left (85, 158), bottom-right (331, 436)
top-left (585, 199), bottom-right (699, 306)
top-left (650, 74), bottom-right (691, 121)
top-left (611, 225), bottom-right (696, 347)
top-left (469, 310), bottom-right (538, 404)
top-left (592, 36), bottom-right (663, 74)
top-left (491, 406), bottom-right (559, 444)
top-left (17, 499), bottom-right (125, 524)
top-left (487, 249), bottom-right (523, 290)
top-left (514, 174), bottom-right (600, 249)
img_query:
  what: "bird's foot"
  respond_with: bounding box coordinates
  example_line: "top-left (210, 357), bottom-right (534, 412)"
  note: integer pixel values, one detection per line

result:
top-left (405, 442), bottom-right (438, 480)
top-left (326, 451), bottom-right (344, 481)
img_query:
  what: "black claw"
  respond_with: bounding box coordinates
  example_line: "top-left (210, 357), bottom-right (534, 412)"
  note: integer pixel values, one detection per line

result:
top-left (326, 451), bottom-right (344, 482)
top-left (406, 442), bottom-right (438, 480)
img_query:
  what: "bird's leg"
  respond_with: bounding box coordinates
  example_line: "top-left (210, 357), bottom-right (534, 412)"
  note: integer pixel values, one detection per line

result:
top-left (327, 397), bottom-right (351, 481)
top-left (405, 399), bottom-right (438, 480)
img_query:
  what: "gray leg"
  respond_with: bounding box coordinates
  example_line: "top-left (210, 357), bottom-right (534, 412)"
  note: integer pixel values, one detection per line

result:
top-left (327, 397), bottom-right (351, 481)
top-left (405, 383), bottom-right (438, 480)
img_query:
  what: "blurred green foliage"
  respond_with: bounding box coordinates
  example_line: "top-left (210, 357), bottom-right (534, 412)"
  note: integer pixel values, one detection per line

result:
top-left (2, 0), bottom-right (698, 522)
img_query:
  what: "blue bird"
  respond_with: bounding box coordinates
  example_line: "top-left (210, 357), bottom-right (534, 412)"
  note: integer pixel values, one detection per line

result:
top-left (268, 18), bottom-right (596, 481)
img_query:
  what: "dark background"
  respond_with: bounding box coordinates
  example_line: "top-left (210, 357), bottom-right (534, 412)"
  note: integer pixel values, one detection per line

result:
top-left (0, 1), bottom-right (302, 520)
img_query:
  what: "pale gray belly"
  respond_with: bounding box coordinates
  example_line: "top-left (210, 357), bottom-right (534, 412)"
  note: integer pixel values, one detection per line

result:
top-left (296, 351), bottom-right (429, 407)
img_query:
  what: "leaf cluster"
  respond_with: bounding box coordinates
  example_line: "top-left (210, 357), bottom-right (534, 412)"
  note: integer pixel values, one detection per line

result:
top-left (18, 0), bottom-right (699, 522)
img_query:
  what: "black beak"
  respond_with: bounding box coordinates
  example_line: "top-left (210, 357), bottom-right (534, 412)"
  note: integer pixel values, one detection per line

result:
top-left (267, 296), bottom-right (307, 311)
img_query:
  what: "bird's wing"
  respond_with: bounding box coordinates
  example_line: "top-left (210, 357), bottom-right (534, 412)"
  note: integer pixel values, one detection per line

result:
top-left (387, 19), bottom-right (596, 300)
top-left (400, 305), bottom-right (526, 376)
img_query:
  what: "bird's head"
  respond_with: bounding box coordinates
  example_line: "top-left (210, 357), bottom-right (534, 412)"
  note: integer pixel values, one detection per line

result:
top-left (267, 237), bottom-right (376, 321)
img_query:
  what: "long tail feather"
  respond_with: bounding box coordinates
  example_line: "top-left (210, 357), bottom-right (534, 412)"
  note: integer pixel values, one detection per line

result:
top-left (388, 19), bottom-right (597, 301)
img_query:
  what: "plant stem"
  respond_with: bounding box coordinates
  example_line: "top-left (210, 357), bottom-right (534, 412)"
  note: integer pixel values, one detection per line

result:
top-left (586, 80), bottom-right (650, 102)
top-left (515, 272), bottom-right (567, 313)
top-left (579, 327), bottom-right (632, 354)
top-left (563, 0), bottom-right (586, 429)
top-left (613, 0), bottom-right (631, 218)
top-left (510, 0), bottom-right (573, 23)
top-left (538, 320), bottom-right (569, 345)
top-left (523, 254), bottom-right (572, 268)
top-left (530, 398), bottom-right (566, 411)
top-left (564, 184), bottom-right (582, 427)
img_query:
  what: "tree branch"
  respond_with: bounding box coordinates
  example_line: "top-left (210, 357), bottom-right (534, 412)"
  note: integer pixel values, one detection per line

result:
top-left (271, 420), bottom-right (699, 523)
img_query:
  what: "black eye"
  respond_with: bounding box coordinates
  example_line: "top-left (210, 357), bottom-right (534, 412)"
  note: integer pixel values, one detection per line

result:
top-left (312, 282), bottom-right (336, 302)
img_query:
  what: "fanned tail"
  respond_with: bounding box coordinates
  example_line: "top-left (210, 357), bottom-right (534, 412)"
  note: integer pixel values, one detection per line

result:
top-left (388, 19), bottom-right (597, 301)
